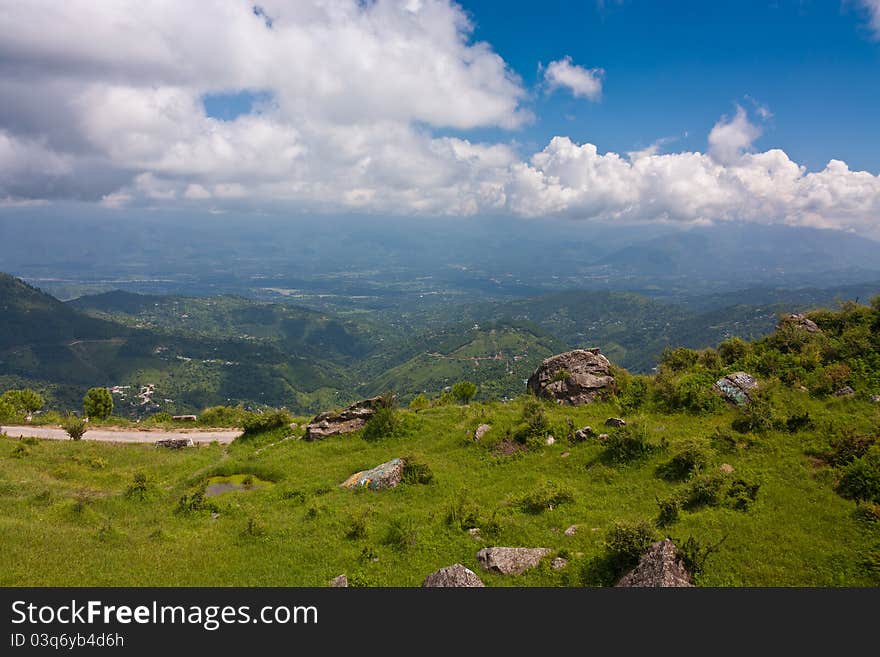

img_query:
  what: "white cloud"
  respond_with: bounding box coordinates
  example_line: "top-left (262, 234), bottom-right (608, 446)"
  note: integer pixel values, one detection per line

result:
top-left (0, 1), bottom-right (878, 238)
top-left (543, 56), bottom-right (604, 101)
top-left (707, 105), bottom-right (762, 165)
top-left (860, 0), bottom-right (880, 37)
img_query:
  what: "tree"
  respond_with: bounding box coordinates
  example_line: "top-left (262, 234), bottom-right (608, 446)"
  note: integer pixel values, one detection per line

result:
top-left (451, 381), bottom-right (478, 404)
top-left (0, 389), bottom-right (44, 418)
top-left (83, 387), bottom-right (113, 419)
top-left (62, 414), bottom-right (87, 441)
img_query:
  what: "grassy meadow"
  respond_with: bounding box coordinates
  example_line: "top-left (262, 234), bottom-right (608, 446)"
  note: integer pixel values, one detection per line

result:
top-left (1, 392), bottom-right (878, 587)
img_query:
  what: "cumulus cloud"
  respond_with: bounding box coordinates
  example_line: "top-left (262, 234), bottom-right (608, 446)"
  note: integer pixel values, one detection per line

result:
top-left (0, 1), bottom-right (878, 238)
top-left (543, 56), bottom-right (604, 100)
top-left (861, 0), bottom-right (880, 37)
top-left (707, 105), bottom-right (762, 165)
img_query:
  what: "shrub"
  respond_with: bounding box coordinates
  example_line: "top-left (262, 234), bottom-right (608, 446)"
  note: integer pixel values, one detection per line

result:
top-left (1, 389), bottom-right (44, 417)
top-left (175, 487), bottom-right (218, 515)
top-left (731, 390), bottom-right (776, 433)
top-left (657, 440), bottom-right (713, 480)
top-left (199, 406), bottom-right (251, 427)
top-left (604, 520), bottom-right (657, 572)
top-left (124, 472), bottom-right (152, 501)
top-left (11, 444), bottom-right (28, 458)
top-left (242, 409), bottom-right (293, 436)
top-left (241, 517), bottom-right (267, 538)
top-left (451, 381), bottom-right (478, 404)
top-left (656, 496), bottom-right (681, 527)
top-left (83, 387), bottom-right (113, 419)
top-left (682, 473), bottom-right (728, 509)
top-left (785, 411), bottom-right (814, 433)
top-left (727, 478), bottom-right (761, 511)
top-left (401, 458), bottom-right (434, 485)
top-left (382, 518), bottom-right (417, 552)
top-left (654, 370), bottom-right (725, 414)
top-left (280, 488), bottom-right (307, 503)
top-left (62, 415), bottom-right (87, 441)
top-left (836, 446), bottom-right (880, 504)
top-left (344, 511), bottom-right (370, 540)
top-left (618, 375), bottom-right (650, 413)
top-left (148, 412), bottom-right (174, 424)
top-left (408, 394), bottom-right (430, 412)
top-left (512, 399), bottom-right (550, 447)
top-left (660, 347), bottom-right (699, 372)
top-left (698, 349), bottom-right (722, 371)
top-left (717, 337), bottom-right (749, 365)
top-left (551, 369), bottom-right (571, 383)
top-left (675, 535), bottom-right (726, 578)
top-left (824, 430), bottom-right (876, 466)
top-left (604, 425), bottom-right (660, 463)
top-left (514, 481), bottom-right (574, 513)
top-left (361, 407), bottom-right (401, 442)
top-left (444, 492), bottom-right (482, 530)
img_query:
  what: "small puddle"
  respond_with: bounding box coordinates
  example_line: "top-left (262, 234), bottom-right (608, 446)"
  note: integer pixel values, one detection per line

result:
top-left (204, 474), bottom-right (272, 497)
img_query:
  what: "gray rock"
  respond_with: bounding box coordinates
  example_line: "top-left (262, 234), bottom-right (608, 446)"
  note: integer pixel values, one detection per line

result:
top-left (574, 426), bottom-right (594, 442)
top-left (597, 433), bottom-right (610, 441)
top-left (304, 397), bottom-right (385, 440)
top-left (155, 438), bottom-right (194, 449)
top-left (871, 395), bottom-right (880, 403)
top-left (422, 564), bottom-right (485, 587)
top-left (713, 372), bottom-right (759, 406)
top-left (527, 349), bottom-right (616, 406)
top-left (477, 547), bottom-right (551, 575)
top-left (779, 313), bottom-right (821, 333)
top-left (719, 463), bottom-right (734, 474)
top-left (467, 527), bottom-right (482, 540)
top-left (172, 415), bottom-right (197, 422)
top-left (834, 386), bottom-right (855, 397)
top-left (330, 574), bottom-right (348, 587)
top-left (615, 539), bottom-right (694, 588)
top-left (473, 424), bottom-right (491, 441)
top-left (340, 457), bottom-right (404, 490)
top-left (551, 557), bottom-right (569, 570)
top-left (604, 417), bottom-right (626, 428)
top-left (545, 435), bottom-right (556, 446)
top-left (564, 524), bottom-right (578, 536)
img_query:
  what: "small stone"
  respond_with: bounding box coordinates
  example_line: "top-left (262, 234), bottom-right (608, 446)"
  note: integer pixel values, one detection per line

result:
top-left (474, 424), bottom-right (492, 441)
top-left (604, 417), bottom-right (626, 428)
top-left (340, 457), bottom-right (404, 490)
top-left (597, 433), bottom-right (609, 441)
top-left (871, 395), bottom-right (880, 403)
top-left (210, 512), bottom-right (220, 521)
top-left (834, 386), bottom-right (855, 397)
top-left (468, 527), bottom-right (482, 540)
top-left (545, 435), bottom-right (556, 446)
top-left (720, 463), bottom-right (734, 474)
top-left (551, 557), bottom-right (569, 570)
top-left (564, 524), bottom-right (578, 536)
top-left (574, 427), bottom-right (594, 441)
top-left (330, 574), bottom-right (348, 588)
top-left (560, 451), bottom-right (570, 458)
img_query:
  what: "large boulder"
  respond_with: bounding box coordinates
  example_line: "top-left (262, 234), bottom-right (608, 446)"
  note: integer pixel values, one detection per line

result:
top-left (615, 539), bottom-right (694, 587)
top-left (527, 349), bottom-right (616, 406)
top-left (778, 313), bottom-right (821, 333)
top-left (476, 547), bottom-right (551, 575)
top-left (422, 564), bottom-right (485, 587)
top-left (340, 457), bottom-right (404, 491)
top-left (304, 397), bottom-right (384, 441)
top-left (713, 372), bottom-right (759, 406)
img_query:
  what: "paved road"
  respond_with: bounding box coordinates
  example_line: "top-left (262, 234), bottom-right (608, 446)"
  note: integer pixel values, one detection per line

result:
top-left (1, 425), bottom-right (241, 444)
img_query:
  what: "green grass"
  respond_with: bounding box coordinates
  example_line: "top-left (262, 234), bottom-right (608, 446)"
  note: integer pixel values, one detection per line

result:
top-left (1, 394), bottom-right (878, 587)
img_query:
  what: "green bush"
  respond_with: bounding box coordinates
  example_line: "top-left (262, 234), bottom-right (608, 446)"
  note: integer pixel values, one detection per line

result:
top-left (618, 375), bottom-right (650, 413)
top-left (660, 347), bottom-right (700, 372)
top-left (241, 409), bottom-right (293, 436)
top-left (199, 406), bottom-right (251, 427)
top-left (451, 381), bottom-right (478, 404)
top-left (551, 369), bottom-right (571, 383)
top-left (514, 481), bottom-right (574, 513)
top-left (408, 394), bottom-right (430, 412)
top-left (727, 478), bottom-right (761, 511)
top-left (382, 518), bottom-right (418, 552)
top-left (361, 407), bottom-right (401, 442)
top-left (62, 415), bottom-right (87, 441)
top-left (836, 446), bottom-right (880, 504)
top-left (512, 398), bottom-right (550, 447)
top-left (656, 496), bottom-right (681, 527)
top-left (124, 472), bottom-right (152, 501)
top-left (604, 520), bottom-right (656, 572)
top-left (344, 511), bottom-right (370, 540)
top-left (823, 430), bottom-right (876, 466)
top-left (604, 424), bottom-right (660, 463)
top-left (175, 487), bottom-right (218, 515)
top-left (1, 389), bottom-right (44, 417)
top-left (718, 337), bottom-right (749, 365)
top-left (682, 473), bottom-right (728, 509)
top-left (444, 492), bottom-right (482, 530)
top-left (401, 458), bottom-right (434, 485)
top-left (83, 388), bottom-right (113, 419)
top-left (675, 535), bottom-right (726, 578)
top-left (657, 440), bottom-right (713, 480)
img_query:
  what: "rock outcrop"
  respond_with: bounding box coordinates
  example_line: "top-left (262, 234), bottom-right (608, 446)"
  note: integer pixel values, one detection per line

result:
top-left (329, 574), bottom-right (348, 587)
top-left (527, 349), bottom-right (616, 406)
top-left (340, 457), bottom-right (404, 491)
top-left (574, 427), bottom-right (594, 442)
top-left (155, 438), bottom-right (194, 449)
top-left (834, 386), bottom-right (855, 397)
top-left (473, 424), bottom-right (491, 441)
top-left (422, 564), bottom-right (485, 587)
top-left (476, 547), bottom-right (551, 575)
top-left (604, 417), bottom-right (626, 428)
top-left (713, 372), bottom-right (759, 406)
top-left (615, 539), bottom-right (694, 588)
top-left (779, 313), bottom-right (821, 333)
top-left (304, 397), bottom-right (384, 440)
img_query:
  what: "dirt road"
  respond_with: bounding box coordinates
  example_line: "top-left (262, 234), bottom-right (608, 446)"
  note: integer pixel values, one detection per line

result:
top-left (1, 425), bottom-right (241, 444)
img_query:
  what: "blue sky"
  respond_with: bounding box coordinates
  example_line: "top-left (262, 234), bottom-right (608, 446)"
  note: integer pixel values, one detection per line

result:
top-left (451, 0), bottom-right (880, 172)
